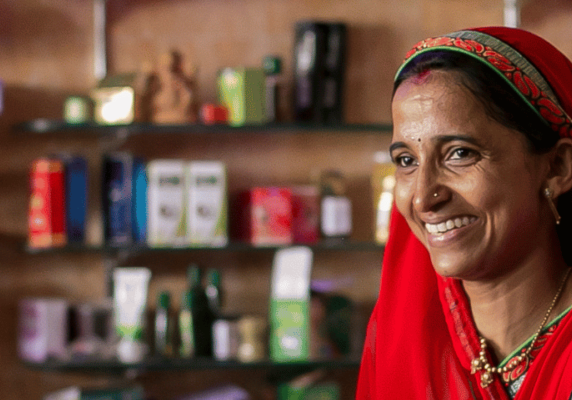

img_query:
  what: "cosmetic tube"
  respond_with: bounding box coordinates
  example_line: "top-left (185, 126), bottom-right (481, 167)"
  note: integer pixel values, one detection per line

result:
top-left (113, 267), bottom-right (151, 363)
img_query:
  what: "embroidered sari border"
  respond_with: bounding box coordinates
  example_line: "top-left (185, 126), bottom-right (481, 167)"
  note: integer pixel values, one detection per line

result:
top-left (395, 30), bottom-right (572, 138)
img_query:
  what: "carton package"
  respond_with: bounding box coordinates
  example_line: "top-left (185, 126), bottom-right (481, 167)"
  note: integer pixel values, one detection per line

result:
top-left (218, 67), bottom-right (266, 126)
top-left (18, 298), bottom-right (68, 363)
top-left (269, 246), bottom-right (313, 361)
top-left (236, 187), bottom-right (292, 246)
top-left (43, 385), bottom-right (145, 400)
top-left (186, 161), bottom-right (228, 247)
top-left (28, 158), bottom-right (67, 249)
top-left (147, 159), bottom-right (187, 247)
top-left (62, 155), bottom-right (88, 243)
top-left (131, 157), bottom-right (148, 244)
top-left (291, 186), bottom-right (320, 244)
top-left (102, 153), bottom-right (133, 247)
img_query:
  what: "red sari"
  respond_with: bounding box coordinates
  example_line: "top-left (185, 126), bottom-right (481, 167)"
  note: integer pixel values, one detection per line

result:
top-left (357, 27), bottom-right (572, 400)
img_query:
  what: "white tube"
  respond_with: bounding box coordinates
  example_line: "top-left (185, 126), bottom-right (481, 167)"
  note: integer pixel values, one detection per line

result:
top-left (113, 267), bottom-right (151, 363)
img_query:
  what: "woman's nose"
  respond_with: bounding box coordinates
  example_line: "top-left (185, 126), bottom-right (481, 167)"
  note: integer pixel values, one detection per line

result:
top-left (412, 164), bottom-right (450, 212)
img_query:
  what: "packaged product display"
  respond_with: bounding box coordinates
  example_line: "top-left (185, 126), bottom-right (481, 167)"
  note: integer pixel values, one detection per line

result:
top-left (218, 67), bottom-right (266, 126)
top-left (372, 151), bottom-right (396, 244)
top-left (237, 316), bottom-right (267, 363)
top-left (186, 161), bottom-right (228, 247)
top-left (154, 291), bottom-right (174, 357)
top-left (263, 55), bottom-right (283, 123)
top-left (184, 265), bottom-right (213, 357)
top-left (146, 159), bottom-right (187, 247)
top-left (131, 157), bottom-right (148, 243)
top-left (322, 23), bottom-right (347, 123)
top-left (18, 298), bottom-right (69, 362)
top-left (291, 186), bottom-right (320, 244)
top-left (269, 246), bottom-right (313, 361)
top-left (236, 187), bottom-right (293, 246)
top-left (213, 317), bottom-right (239, 361)
top-left (319, 170), bottom-right (352, 238)
top-left (102, 153), bottom-right (134, 247)
top-left (63, 96), bottom-right (92, 124)
top-left (43, 386), bottom-right (145, 400)
top-left (113, 267), bottom-right (151, 363)
top-left (62, 155), bottom-right (88, 244)
top-left (28, 158), bottom-right (67, 249)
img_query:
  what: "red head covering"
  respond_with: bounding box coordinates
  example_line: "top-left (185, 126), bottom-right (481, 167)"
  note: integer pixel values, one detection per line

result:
top-left (357, 27), bottom-right (572, 400)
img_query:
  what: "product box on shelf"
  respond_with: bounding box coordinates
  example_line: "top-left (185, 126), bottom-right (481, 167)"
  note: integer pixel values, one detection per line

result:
top-left (291, 185), bottom-right (320, 244)
top-left (269, 246), bottom-right (313, 362)
top-left (43, 385), bottom-right (145, 400)
top-left (102, 153), bottom-right (134, 247)
top-left (28, 158), bottom-right (67, 249)
top-left (18, 298), bottom-right (68, 363)
top-left (322, 23), bottom-right (347, 123)
top-left (147, 159), bottom-right (187, 247)
top-left (186, 161), bottom-right (228, 247)
top-left (217, 67), bottom-right (266, 126)
top-left (62, 155), bottom-right (88, 243)
top-left (293, 21), bottom-right (328, 123)
top-left (293, 21), bottom-right (347, 123)
top-left (132, 157), bottom-right (148, 244)
top-left (235, 187), bottom-right (293, 246)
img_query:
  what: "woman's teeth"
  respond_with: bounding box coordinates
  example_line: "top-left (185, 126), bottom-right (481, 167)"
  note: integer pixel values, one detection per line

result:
top-left (425, 217), bottom-right (476, 234)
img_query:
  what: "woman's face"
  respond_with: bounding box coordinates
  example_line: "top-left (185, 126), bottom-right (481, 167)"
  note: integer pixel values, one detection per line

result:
top-left (391, 70), bottom-right (548, 280)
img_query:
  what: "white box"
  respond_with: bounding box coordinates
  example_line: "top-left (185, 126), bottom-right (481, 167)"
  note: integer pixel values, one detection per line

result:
top-left (147, 160), bottom-right (187, 247)
top-left (18, 298), bottom-right (68, 363)
top-left (186, 161), bottom-right (228, 247)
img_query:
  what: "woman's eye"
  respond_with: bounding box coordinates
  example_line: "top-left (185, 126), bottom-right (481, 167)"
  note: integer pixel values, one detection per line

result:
top-left (394, 155), bottom-right (416, 168)
top-left (449, 148), bottom-right (476, 160)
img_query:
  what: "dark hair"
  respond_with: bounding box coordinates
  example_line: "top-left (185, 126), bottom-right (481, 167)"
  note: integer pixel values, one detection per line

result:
top-left (393, 50), bottom-right (572, 265)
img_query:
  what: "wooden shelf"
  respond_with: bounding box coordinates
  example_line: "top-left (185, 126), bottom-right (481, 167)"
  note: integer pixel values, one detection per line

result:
top-left (14, 120), bottom-right (392, 136)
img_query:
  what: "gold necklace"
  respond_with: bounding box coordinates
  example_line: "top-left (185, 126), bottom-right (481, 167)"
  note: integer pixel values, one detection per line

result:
top-left (470, 267), bottom-right (571, 388)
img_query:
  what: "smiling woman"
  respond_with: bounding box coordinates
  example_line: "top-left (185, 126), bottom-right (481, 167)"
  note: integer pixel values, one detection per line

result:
top-left (357, 27), bottom-right (572, 400)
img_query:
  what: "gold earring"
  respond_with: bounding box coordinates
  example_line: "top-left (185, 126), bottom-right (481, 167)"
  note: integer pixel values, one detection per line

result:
top-left (545, 188), bottom-right (561, 225)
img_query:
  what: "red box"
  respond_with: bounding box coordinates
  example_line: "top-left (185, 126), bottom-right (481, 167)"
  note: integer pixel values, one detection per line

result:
top-left (28, 158), bottom-right (66, 249)
top-left (291, 186), bottom-right (320, 244)
top-left (236, 187), bottom-right (292, 245)
top-left (200, 103), bottom-right (229, 125)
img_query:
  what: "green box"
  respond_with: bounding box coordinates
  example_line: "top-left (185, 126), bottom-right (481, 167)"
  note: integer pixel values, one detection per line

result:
top-left (217, 67), bottom-right (266, 126)
top-left (277, 383), bottom-right (340, 400)
top-left (270, 299), bottom-right (310, 361)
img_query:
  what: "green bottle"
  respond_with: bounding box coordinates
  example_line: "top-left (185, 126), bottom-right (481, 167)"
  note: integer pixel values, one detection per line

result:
top-left (205, 268), bottom-right (223, 317)
top-left (155, 291), bottom-right (174, 357)
top-left (186, 264), bottom-right (212, 357)
top-left (179, 290), bottom-right (195, 357)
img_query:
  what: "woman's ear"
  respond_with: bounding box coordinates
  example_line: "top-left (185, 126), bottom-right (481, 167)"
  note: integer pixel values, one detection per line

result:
top-left (547, 138), bottom-right (572, 197)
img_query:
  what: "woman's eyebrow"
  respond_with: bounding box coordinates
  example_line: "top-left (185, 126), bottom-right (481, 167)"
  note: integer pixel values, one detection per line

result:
top-left (389, 141), bottom-right (407, 153)
top-left (433, 134), bottom-right (481, 146)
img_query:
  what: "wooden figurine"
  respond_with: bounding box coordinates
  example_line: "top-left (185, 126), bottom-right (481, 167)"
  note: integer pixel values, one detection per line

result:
top-left (151, 50), bottom-right (198, 124)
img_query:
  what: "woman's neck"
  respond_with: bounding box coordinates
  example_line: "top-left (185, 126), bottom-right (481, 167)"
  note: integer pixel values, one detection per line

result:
top-left (463, 255), bottom-right (571, 362)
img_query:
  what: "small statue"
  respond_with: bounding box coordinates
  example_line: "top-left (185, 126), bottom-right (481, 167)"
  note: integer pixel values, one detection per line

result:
top-left (151, 50), bottom-right (198, 124)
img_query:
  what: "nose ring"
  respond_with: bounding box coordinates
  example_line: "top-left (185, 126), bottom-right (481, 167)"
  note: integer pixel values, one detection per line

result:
top-left (433, 192), bottom-right (439, 198)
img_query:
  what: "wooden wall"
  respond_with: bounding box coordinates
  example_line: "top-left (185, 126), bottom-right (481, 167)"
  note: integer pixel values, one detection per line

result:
top-left (1, 0), bottom-right (572, 399)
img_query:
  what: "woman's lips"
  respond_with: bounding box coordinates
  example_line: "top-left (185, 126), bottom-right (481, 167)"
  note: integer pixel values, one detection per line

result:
top-left (424, 216), bottom-right (478, 246)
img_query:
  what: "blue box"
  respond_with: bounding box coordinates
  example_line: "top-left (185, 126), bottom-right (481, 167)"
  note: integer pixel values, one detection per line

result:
top-left (102, 153), bottom-right (133, 247)
top-left (64, 156), bottom-right (88, 243)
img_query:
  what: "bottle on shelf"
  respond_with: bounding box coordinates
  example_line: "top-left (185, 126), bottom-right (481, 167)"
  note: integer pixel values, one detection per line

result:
top-left (179, 289), bottom-right (196, 358)
top-left (263, 55), bottom-right (282, 123)
top-left (154, 291), bottom-right (174, 357)
top-left (205, 268), bottom-right (223, 318)
top-left (185, 264), bottom-right (213, 357)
